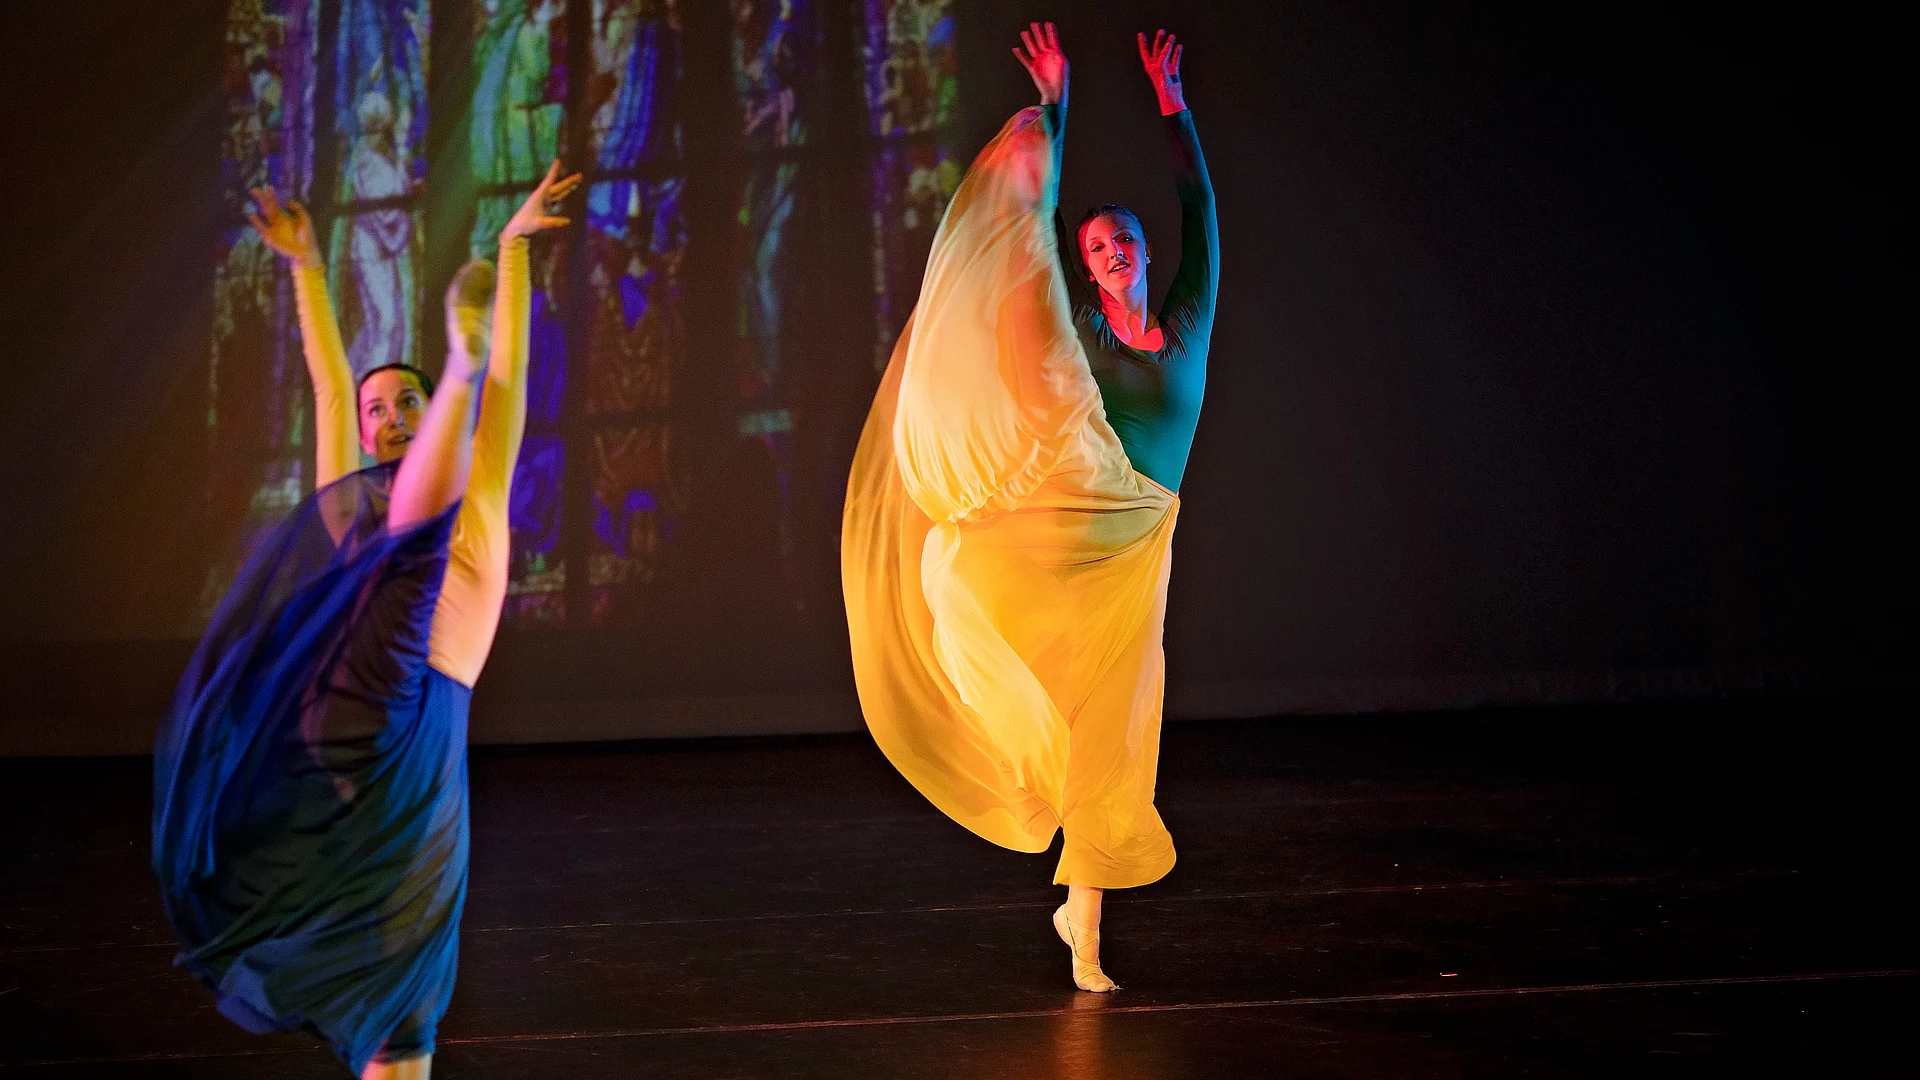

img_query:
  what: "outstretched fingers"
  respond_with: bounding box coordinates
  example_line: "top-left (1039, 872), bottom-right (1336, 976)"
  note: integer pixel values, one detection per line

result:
top-left (504, 160), bottom-right (584, 239)
top-left (1138, 29), bottom-right (1183, 81)
top-left (540, 160), bottom-right (584, 202)
top-left (1014, 21), bottom-right (1067, 104)
top-left (1020, 21), bottom-right (1059, 59)
top-left (1140, 29), bottom-right (1176, 64)
top-left (548, 175), bottom-right (583, 201)
top-left (246, 186), bottom-right (317, 262)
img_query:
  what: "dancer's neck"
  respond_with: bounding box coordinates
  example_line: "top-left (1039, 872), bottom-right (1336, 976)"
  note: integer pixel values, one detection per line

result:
top-left (1099, 285), bottom-right (1157, 347)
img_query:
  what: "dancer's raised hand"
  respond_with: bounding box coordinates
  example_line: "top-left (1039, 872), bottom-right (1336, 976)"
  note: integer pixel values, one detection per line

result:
top-left (1014, 21), bottom-right (1068, 107)
top-left (1137, 29), bottom-right (1186, 116)
top-left (247, 188), bottom-right (322, 269)
top-left (501, 160), bottom-right (583, 242)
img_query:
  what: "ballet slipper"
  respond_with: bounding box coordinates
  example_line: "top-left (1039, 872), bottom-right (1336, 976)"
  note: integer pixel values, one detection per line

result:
top-left (1054, 904), bottom-right (1119, 992)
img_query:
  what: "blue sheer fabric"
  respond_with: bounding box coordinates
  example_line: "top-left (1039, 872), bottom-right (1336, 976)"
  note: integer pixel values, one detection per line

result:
top-left (154, 462), bottom-right (469, 1073)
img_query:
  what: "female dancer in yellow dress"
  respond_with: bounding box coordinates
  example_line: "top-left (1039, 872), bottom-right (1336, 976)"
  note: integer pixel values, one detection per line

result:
top-left (843, 23), bottom-right (1217, 992)
top-left (155, 164), bottom-right (576, 1079)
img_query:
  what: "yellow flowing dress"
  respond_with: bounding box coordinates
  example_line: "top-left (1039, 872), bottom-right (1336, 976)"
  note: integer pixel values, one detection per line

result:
top-left (843, 106), bottom-right (1178, 889)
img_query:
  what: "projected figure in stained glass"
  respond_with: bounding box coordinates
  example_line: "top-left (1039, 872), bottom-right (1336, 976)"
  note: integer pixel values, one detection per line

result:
top-left (864, 0), bottom-right (959, 366)
top-left (472, 0), bottom-right (566, 250)
top-left (206, 0), bottom-right (318, 621)
top-left (723, 0), bottom-right (817, 595)
top-left (583, 0), bottom-right (686, 621)
top-left (731, 0), bottom-right (807, 407)
top-left (867, 0), bottom-right (955, 136)
top-left (343, 91), bottom-right (415, 371)
top-left (502, 271), bottom-right (569, 623)
top-left (326, 0), bottom-right (428, 374)
top-left (587, 180), bottom-right (683, 414)
top-left (470, 0), bottom-right (572, 622)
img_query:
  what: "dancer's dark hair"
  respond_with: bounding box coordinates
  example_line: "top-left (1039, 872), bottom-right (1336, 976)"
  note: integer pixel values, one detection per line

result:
top-left (1076, 203), bottom-right (1144, 239)
top-left (355, 363), bottom-right (437, 401)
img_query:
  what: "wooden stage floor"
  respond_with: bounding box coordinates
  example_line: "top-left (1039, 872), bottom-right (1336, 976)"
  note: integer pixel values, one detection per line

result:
top-left (2, 701), bottom-right (1913, 1077)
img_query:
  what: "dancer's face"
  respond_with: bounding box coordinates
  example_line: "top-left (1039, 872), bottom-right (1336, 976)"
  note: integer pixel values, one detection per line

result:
top-left (358, 369), bottom-right (427, 463)
top-left (1080, 214), bottom-right (1150, 300)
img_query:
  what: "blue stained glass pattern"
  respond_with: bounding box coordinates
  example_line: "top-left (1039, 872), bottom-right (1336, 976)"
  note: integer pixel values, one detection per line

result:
top-left (863, 0), bottom-right (959, 368)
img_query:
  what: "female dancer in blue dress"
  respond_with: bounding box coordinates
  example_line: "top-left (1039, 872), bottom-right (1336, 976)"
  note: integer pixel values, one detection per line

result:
top-left (153, 162), bottom-right (578, 1079)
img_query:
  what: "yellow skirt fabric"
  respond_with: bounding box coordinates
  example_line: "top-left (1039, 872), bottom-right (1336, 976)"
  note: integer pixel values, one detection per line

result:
top-left (842, 107), bottom-right (1178, 889)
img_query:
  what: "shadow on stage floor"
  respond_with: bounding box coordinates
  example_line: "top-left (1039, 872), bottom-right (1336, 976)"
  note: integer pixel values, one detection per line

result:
top-left (2, 697), bottom-right (1914, 1077)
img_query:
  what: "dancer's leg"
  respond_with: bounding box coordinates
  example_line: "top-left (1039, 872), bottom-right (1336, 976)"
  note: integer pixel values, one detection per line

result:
top-left (1065, 883), bottom-right (1103, 929)
top-left (389, 260), bottom-right (494, 531)
top-left (1048, 550), bottom-right (1177, 992)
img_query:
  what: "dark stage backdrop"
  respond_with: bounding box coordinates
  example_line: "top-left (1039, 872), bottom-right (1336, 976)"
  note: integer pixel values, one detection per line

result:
top-left (0, 1), bottom-right (1906, 755)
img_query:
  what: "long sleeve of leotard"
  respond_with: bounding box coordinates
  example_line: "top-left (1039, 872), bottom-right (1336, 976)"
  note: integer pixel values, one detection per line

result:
top-left (291, 263), bottom-right (362, 488)
top-left (426, 236), bottom-right (530, 687)
top-left (1158, 109), bottom-right (1218, 340)
top-left (1040, 104), bottom-right (1099, 313)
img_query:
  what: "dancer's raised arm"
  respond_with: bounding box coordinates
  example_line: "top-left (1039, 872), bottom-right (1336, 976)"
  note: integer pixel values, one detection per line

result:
top-left (1014, 23), bottom-right (1097, 313)
top-left (1137, 29), bottom-right (1185, 117)
top-left (390, 164), bottom-right (578, 538)
top-left (470, 161), bottom-right (580, 530)
top-left (1013, 20), bottom-right (1068, 108)
top-left (1139, 30), bottom-right (1218, 337)
top-left (249, 189), bottom-right (359, 487)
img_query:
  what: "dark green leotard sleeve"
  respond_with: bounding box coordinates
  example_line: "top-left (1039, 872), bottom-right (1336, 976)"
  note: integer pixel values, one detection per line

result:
top-left (1160, 109), bottom-right (1219, 347)
top-left (1040, 104), bottom-right (1098, 313)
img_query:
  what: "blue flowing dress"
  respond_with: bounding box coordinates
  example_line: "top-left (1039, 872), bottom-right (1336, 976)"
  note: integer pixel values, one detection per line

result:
top-left (153, 463), bottom-right (468, 1074)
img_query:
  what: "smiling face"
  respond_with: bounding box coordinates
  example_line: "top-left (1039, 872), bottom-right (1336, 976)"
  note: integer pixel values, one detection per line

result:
top-left (357, 367), bottom-right (428, 463)
top-left (1078, 211), bottom-right (1150, 301)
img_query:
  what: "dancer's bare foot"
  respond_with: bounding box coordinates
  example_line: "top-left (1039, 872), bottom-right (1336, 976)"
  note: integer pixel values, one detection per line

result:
top-left (361, 1053), bottom-right (430, 1080)
top-left (1054, 904), bottom-right (1119, 992)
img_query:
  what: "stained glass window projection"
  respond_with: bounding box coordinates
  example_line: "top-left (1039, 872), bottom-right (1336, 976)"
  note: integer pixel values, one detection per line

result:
top-left (728, 0), bottom-right (819, 590)
top-left (472, 0), bottom-right (573, 625)
top-left (211, 0), bottom-right (953, 629)
top-left (583, 0), bottom-right (686, 625)
top-left (207, 0), bottom-right (430, 618)
top-left (863, 0), bottom-right (958, 369)
top-left (328, 0), bottom-right (431, 377)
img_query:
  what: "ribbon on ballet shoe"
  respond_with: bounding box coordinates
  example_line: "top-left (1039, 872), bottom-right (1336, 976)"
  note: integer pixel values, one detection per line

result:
top-left (1053, 905), bottom-right (1120, 993)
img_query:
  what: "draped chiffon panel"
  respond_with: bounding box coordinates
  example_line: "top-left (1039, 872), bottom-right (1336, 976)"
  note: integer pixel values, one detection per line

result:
top-left (154, 464), bottom-right (468, 1073)
top-left (844, 107), bottom-right (1179, 889)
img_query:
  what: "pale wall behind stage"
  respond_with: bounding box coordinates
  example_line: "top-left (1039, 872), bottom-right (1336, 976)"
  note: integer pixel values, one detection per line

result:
top-left (0, 1), bottom-right (1906, 755)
